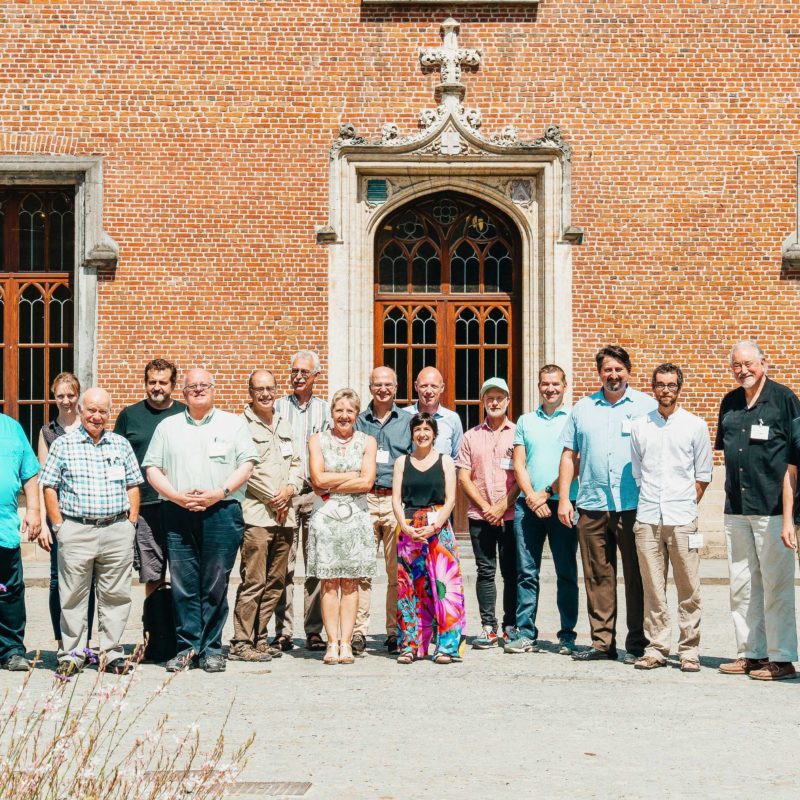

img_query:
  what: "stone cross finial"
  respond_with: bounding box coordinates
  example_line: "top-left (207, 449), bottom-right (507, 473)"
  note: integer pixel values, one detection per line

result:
top-left (420, 18), bottom-right (481, 104)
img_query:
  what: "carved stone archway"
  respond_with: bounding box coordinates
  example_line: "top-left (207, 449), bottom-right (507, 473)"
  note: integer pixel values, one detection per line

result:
top-left (322, 18), bottom-right (581, 407)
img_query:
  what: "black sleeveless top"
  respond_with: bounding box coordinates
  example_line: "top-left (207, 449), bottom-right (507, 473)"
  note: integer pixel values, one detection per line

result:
top-left (401, 453), bottom-right (446, 512)
top-left (41, 420), bottom-right (66, 449)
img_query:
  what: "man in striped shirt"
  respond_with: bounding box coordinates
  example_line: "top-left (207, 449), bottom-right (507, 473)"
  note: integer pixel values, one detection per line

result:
top-left (271, 351), bottom-right (332, 651)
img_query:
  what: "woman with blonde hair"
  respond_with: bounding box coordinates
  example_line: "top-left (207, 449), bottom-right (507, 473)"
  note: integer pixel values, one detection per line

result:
top-left (307, 389), bottom-right (376, 665)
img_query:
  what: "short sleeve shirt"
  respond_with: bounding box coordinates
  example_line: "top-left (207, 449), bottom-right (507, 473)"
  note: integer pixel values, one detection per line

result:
top-left (561, 386), bottom-right (658, 511)
top-left (789, 417), bottom-right (800, 524)
top-left (514, 406), bottom-right (578, 502)
top-left (142, 408), bottom-right (259, 502)
top-left (715, 378), bottom-right (800, 516)
top-left (0, 414), bottom-right (40, 548)
top-left (355, 404), bottom-right (412, 489)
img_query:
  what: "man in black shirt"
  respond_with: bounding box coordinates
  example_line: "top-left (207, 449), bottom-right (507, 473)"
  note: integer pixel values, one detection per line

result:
top-left (114, 359), bottom-right (185, 596)
top-left (715, 341), bottom-right (800, 681)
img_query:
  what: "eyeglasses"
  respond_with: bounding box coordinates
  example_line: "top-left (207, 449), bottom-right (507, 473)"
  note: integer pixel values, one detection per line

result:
top-left (251, 386), bottom-right (277, 396)
top-left (654, 383), bottom-right (680, 392)
top-left (184, 383), bottom-right (214, 393)
top-left (290, 369), bottom-right (314, 378)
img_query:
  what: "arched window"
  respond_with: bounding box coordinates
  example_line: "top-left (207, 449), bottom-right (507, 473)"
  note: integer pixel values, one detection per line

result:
top-left (374, 192), bottom-right (520, 430)
top-left (0, 187), bottom-right (75, 442)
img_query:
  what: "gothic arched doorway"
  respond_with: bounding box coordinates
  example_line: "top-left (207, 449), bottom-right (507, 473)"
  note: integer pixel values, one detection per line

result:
top-left (374, 192), bottom-right (522, 431)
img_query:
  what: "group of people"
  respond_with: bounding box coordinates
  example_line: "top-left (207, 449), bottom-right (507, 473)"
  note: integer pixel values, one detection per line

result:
top-left (0, 341), bottom-right (798, 681)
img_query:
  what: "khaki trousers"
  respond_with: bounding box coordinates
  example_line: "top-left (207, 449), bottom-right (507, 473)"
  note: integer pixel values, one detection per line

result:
top-left (634, 518), bottom-right (701, 662)
top-left (56, 517), bottom-right (135, 665)
top-left (273, 492), bottom-right (322, 638)
top-left (576, 509), bottom-right (646, 655)
top-left (231, 524), bottom-right (294, 646)
top-left (725, 514), bottom-right (798, 662)
top-left (355, 493), bottom-right (398, 638)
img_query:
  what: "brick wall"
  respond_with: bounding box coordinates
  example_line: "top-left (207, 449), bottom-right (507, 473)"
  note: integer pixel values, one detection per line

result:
top-left (2, 1), bottom-right (799, 436)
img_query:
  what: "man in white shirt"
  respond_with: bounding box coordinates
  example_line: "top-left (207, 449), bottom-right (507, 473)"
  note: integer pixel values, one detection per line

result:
top-left (630, 363), bottom-right (712, 672)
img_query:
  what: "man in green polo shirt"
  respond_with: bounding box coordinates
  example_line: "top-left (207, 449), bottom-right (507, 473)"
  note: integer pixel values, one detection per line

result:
top-left (143, 368), bottom-right (258, 673)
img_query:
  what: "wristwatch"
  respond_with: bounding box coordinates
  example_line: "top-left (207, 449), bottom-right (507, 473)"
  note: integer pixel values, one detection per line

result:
top-left (51, 522), bottom-right (63, 534)
top-left (544, 484), bottom-right (555, 497)
top-left (222, 487), bottom-right (231, 498)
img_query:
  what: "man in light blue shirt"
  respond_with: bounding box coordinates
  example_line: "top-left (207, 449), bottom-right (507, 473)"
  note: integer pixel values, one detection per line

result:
top-left (403, 366), bottom-right (463, 459)
top-left (0, 413), bottom-right (41, 671)
top-left (557, 346), bottom-right (657, 663)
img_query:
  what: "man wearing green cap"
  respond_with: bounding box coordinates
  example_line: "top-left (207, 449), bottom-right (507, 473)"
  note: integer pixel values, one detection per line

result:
top-left (455, 377), bottom-right (519, 648)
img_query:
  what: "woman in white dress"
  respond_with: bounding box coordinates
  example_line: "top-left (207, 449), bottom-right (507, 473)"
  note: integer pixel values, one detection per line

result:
top-left (307, 389), bottom-right (377, 665)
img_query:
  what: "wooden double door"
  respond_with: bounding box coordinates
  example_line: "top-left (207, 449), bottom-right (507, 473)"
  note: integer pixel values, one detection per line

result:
top-left (374, 191), bottom-right (521, 431)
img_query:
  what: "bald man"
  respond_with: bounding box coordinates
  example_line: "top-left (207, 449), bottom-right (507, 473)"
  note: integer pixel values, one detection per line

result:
top-left (403, 367), bottom-right (464, 459)
top-left (40, 387), bottom-right (143, 677)
top-left (144, 369), bottom-right (258, 673)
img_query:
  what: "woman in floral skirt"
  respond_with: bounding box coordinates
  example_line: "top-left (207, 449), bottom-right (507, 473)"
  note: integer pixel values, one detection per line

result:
top-left (391, 412), bottom-right (465, 664)
top-left (307, 388), bottom-right (377, 665)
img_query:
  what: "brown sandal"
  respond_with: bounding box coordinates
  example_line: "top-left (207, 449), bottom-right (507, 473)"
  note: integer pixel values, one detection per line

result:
top-left (397, 651), bottom-right (414, 665)
top-left (433, 653), bottom-right (453, 665)
top-left (680, 659), bottom-right (700, 673)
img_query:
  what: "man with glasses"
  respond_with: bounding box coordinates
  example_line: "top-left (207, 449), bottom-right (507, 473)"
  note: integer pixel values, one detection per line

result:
top-left (353, 366), bottom-right (412, 655)
top-left (629, 364), bottom-right (712, 672)
top-left (143, 369), bottom-right (258, 673)
top-left (229, 369), bottom-right (303, 662)
top-left (715, 341), bottom-right (800, 681)
top-left (272, 351), bottom-right (331, 652)
top-left (114, 359), bottom-right (185, 597)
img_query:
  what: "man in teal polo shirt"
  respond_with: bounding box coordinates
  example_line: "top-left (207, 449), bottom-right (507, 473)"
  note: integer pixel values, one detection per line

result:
top-left (0, 412), bottom-right (41, 671)
top-left (506, 365), bottom-right (579, 655)
top-left (557, 346), bottom-right (657, 663)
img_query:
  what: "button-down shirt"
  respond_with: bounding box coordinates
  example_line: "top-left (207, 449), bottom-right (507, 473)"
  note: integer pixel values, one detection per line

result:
top-left (0, 413), bottom-right (40, 548)
top-left (514, 405), bottom-right (578, 501)
top-left (561, 386), bottom-right (657, 511)
top-left (456, 419), bottom-right (517, 521)
top-left (274, 394), bottom-right (331, 482)
top-left (142, 408), bottom-right (258, 503)
top-left (403, 402), bottom-right (464, 460)
top-left (241, 405), bottom-right (304, 528)
top-left (355, 403), bottom-right (412, 489)
top-left (631, 407), bottom-right (713, 525)
top-left (715, 378), bottom-right (800, 516)
top-left (39, 426), bottom-right (143, 518)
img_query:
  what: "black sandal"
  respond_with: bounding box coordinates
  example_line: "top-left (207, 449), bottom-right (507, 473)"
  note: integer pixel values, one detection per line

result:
top-left (306, 633), bottom-right (326, 651)
top-left (271, 635), bottom-right (295, 652)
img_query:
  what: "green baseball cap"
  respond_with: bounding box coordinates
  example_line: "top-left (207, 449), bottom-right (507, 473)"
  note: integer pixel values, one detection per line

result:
top-left (480, 377), bottom-right (510, 397)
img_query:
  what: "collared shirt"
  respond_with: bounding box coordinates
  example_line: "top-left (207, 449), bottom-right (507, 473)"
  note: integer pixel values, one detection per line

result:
top-left (274, 394), bottom-right (331, 481)
top-left (355, 403), bottom-right (412, 489)
top-left (39, 426), bottom-right (143, 518)
top-left (113, 398), bottom-right (187, 505)
top-left (402, 402), bottom-right (464, 460)
top-left (456, 418), bottom-right (517, 521)
top-left (241, 405), bottom-right (304, 528)
top-left (715, 378), bottom-right (800, 516)
top-left (513, 405), bottom-right (578, 501)
top-left (561, 386), bottom-right (657, 511)
top-left (631, 407), bottom-right (713, 525)
top-left (142, 408), bottom-right (258, 503)
top-left (0, 413), bottom-right (40, 548)
top-left (789, 417), bottom-right (800, 524)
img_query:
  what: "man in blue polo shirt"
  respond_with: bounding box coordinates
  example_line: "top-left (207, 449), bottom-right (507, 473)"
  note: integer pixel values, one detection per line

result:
top-left (557, 346), bottom-right (657, 663)
top-left (506, 365), bottom-right (579, 655)
top-left (0, 412), bottom-right (41, 671)
top-left (403, 366), bottom-right (463, 459)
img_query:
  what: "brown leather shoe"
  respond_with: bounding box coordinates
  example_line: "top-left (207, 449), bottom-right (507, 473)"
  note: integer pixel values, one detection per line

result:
top-left (718, 657), bottom-right (768, 675)
top-left (748, 661), bottom-right (797, 681)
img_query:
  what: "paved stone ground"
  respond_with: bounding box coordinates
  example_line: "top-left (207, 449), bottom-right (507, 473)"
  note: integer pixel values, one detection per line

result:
top-left (3, 553), bottom-right (800, 799)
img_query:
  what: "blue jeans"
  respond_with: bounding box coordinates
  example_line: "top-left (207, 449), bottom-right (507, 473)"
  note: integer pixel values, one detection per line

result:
top-left (163, 500), bottom-right (244, 658)
top-left (514, 499), bottom-right (579, 641)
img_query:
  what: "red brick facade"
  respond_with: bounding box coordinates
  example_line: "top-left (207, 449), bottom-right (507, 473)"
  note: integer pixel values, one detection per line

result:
top-left (2, 1), bottom-right (799, 431)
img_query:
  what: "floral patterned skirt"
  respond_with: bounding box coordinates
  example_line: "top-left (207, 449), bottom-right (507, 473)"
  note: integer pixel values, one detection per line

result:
top-left (397, 506), bottom-right (466, 658)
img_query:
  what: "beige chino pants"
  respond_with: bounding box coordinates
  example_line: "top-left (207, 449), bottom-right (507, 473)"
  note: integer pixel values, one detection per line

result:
top-left (354, 493), bottom-right (398, 638)
top-left (57, 517), bottom-right (135, 665)
top-left (634, 518), bottom-right (701, 662)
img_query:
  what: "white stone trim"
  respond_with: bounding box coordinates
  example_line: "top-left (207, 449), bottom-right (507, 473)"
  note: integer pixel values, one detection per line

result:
top-left (0, 155), bottom-right (118, 390)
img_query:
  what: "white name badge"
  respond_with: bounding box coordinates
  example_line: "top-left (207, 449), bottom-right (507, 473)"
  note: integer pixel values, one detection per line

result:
top-left (750, 424), bottom-right (769, 441)
top-left (280, 442), bottom-right (293, 457)
top-left (621, 419), bottom-right (632, 435)
top-left (376, 449), bottom-right (391, 465)
top-left (209, 443), bottom-right (227, 458)
top-left (500, 458), bottom-right (513, 470)
top-left (427, 511), bottom-right (438, 527)
top-left (107, 465), bottom-right (125, 481)
top-left (688, 533), bottom-right (704, 549)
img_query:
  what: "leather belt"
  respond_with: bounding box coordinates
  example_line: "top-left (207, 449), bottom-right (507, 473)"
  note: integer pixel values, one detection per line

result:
top-left (64, 511), bottom-right (128, 527)
top-left (370, 487), bottom-right (393, 496)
